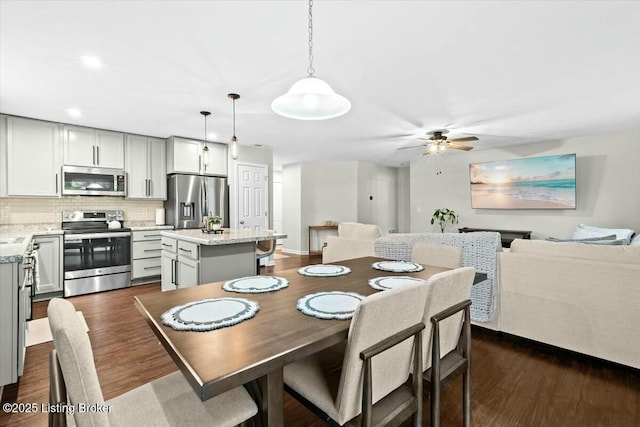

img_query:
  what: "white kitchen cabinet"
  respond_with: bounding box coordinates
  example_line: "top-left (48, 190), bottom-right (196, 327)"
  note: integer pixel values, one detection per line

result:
top-left (166, 136), bottom-right (228, 176)
top-left (160, 236), bottom-right (200, 291)
top-left (0, 262), bottom-right (19, 386)
top-left (0, 115), bottom-right (7, 197)
top-left (126, 135), bottom-right (166, 199)
top-left (63, 125), bottom-right (124, 169)
top-left (33, 235), bottom-right (63, 296)
top-left (132, 230), bottom-right (162, 282)
top-left (6, 116), bottom-right (62, 197)
top-left (161, 237), bottom-right (178, 291)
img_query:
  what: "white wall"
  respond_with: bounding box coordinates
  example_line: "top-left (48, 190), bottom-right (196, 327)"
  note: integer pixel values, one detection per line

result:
top-left (281, 161), bottom-right (401, 253)
top-left (396, 167), bottom-right (411, 233)
top-left (282, 164), bottom-right (303, 253)
top-left (357, 162), bottom-right (398, 234)
top-left (410, 129), bottom-right (640, 238)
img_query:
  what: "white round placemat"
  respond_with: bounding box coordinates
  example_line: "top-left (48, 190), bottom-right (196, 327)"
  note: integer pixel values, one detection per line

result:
top-left (222, 276), bottom-right (289, 294)
top-left (371, 260), bottom-right (424, 273)
top-left (297, 291), bottom-right (364, 320)
top-left (298, 264), bottom-right (351, 277)
top-left (368, 276), bottom-right (427, 291)
top-left (161, 298), bottom-right (259, 332)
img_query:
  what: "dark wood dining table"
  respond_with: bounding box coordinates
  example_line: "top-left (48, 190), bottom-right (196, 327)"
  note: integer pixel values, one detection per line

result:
top-left (134, 256), bottom-right (487, 426)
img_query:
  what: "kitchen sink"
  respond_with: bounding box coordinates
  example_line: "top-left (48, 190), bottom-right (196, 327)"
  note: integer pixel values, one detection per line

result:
top-left (0, 237), bottom-right (25, 245)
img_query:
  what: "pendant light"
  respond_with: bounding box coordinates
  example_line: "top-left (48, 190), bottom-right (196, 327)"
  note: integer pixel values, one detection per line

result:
top-left (228, 93), bottom-right (240, 160)
top-left (271, 0), bottom-right (350, 120)
top-left (200, 111), bottom-right (211, 167)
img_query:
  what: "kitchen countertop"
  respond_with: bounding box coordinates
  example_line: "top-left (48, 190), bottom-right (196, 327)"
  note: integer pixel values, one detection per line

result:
top-left (129, 225), bottom-right (174, 231)
top-left (0, 232), bottom-right (33, 264)
top-left (161, 229), bottom-right (287, 246)
top-left (0, 227), bottom-right (64, 263)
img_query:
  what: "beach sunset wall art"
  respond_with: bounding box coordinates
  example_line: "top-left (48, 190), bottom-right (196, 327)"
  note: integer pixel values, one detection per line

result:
top-left (469, 154), bottom-right (576, 209)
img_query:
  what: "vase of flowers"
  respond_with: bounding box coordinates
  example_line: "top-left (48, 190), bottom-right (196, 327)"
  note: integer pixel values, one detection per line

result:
top-left (430, 208), bottom-right (459, 233)
top-left (208, 216), bottom-right (222, 231)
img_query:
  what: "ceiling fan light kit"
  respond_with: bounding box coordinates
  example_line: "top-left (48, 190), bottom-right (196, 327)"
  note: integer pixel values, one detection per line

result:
top-left (271, 0), bottom-right (351, 121)
top-left (399, 129), bottom-right (479, 156)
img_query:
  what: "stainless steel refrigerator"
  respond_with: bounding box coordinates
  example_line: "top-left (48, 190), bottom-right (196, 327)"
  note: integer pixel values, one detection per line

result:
top-left (165, 174), bottom-right (229, 229)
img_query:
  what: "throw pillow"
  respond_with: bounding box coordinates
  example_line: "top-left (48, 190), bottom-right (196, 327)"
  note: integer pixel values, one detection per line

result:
top-left (546, 236), bottom-right (625, 245)
top-left (572, 224), bottom-right (635, 245)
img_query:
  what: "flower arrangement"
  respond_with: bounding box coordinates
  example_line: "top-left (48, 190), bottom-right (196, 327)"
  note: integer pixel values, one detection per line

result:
top-left (430, 208), bottom-right (458, 233)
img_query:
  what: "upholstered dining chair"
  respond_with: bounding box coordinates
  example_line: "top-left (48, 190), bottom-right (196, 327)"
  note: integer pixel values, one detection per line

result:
top-left (411, 242), bottom-right (463, 269)
top-left (256, 239), bottom-right (276, 274)
top-left (283, 283), bottom-right (429, 427)
top-left (421, 267), bottom-right (476, 427)
top-left (47, 298), bottom-right (257, 427)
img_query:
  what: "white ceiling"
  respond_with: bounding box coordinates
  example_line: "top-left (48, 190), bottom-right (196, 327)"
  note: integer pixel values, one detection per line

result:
top-left (1, 1), bottom-right (639, 167)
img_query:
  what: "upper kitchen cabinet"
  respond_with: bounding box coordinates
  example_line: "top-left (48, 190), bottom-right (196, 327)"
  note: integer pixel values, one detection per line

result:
top-left (63, 125), bottom-right (124, 169)
top-left (125, 135), bottom-right (166, 199)
top-left (6, 116), bottom-right (62, 197)
top-left (166, 136), bottom-right (228, 177)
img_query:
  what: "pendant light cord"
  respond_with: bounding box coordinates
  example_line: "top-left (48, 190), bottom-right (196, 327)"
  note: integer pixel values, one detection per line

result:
top-left (232, 98), bottom-right (236, 138)
top-left (307, 0), bottom-right (314, 76)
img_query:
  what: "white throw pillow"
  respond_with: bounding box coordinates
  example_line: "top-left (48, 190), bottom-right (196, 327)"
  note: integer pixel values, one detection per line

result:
top-left (572, 224), bottom-right (635, 245)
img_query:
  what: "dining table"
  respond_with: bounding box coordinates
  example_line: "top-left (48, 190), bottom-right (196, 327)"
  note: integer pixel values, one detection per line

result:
top-left (134, 256), bottom-right (487, 426)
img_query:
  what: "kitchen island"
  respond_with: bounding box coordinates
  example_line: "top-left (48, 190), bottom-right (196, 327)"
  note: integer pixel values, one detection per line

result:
top-left (159, 228), bottom-right (287, 291)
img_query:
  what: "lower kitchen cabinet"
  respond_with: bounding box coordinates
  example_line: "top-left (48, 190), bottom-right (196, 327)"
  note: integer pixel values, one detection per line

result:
top-left (33, 235), bottom-right (63, 298)
top-left (161, 237), bottom-right (199, 291)
top-left (132, 230), bottom-right (162, 283)
top-left (0, 262), bottom-right (23, 386)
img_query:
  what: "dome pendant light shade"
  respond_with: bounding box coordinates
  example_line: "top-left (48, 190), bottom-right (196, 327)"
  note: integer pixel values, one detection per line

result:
top-left (272, 0), bottom-right (350, 121)
top-left (271, 76), bottom-right (351, 120)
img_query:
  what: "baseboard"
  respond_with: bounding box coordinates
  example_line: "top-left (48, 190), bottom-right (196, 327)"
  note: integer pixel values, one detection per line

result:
top-left (280, 248), bottom-right (309, 256)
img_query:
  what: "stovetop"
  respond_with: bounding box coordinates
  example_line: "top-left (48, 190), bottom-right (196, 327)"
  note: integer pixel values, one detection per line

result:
top-left (62, 210), bottom-right (129, 233)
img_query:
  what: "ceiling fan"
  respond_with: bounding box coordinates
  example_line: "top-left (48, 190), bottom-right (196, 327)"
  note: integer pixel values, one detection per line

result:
top-left (398, 130), bottom-right (479, 155)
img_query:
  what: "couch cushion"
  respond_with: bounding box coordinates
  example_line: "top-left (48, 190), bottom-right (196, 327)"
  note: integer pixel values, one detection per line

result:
top-left (510, 239), bottom-right (640, 264)
top-left (572, 224), bottom-right (635, 245)
top-left (338, 222), bottom-right (382, 240)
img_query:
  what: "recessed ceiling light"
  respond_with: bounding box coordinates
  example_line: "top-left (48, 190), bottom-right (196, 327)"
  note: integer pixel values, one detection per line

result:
top-left (208, 132), bottom-right (217, 140)
top-left (66, 108), bottom-right (82, 118)
top-left (81, 55), bottom-right (102, 69)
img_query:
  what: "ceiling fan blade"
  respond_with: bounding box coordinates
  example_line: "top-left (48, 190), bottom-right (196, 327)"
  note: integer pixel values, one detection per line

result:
top-left (397, 144), bottom-right (427, 150)
top-left (448, 144), bottom-right (474, 151)
top-left (448, 136), bottom-right (479, 143)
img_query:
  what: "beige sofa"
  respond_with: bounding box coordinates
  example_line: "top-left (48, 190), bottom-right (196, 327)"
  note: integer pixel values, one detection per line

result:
top-left (322, 222), bottom-right (382, 263)
top-left (499, 239), bottom-right (640, 369)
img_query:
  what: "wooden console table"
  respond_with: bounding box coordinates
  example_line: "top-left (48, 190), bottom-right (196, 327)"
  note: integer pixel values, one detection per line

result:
top-left (308, 225), bottom-right (339, 255)
top-left (458, 227), bottom-right (532, 248)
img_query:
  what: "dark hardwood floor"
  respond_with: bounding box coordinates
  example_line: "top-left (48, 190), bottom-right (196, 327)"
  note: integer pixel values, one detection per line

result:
top-left (1, 250), bottom-right (638, 426)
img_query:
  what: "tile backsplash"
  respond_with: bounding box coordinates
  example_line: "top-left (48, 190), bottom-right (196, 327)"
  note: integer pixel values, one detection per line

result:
top-left (0, 197), bottom-right (163, 226)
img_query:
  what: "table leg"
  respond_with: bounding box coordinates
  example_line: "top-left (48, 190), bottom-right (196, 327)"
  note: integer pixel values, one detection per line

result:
top-left (265, 368), bottom-right (284, 427)
top-left (247, 369), bottom-right (284, 427)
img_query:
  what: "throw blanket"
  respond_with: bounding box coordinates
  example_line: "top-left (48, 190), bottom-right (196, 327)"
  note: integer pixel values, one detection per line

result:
top-left (374, 232), bottom-right (502, 322)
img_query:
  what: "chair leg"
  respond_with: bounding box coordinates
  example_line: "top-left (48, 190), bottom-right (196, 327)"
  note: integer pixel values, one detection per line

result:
top-left (463, 368), bottom-right (471, 427)
top-left (256, 259), bottom-right (260, 275)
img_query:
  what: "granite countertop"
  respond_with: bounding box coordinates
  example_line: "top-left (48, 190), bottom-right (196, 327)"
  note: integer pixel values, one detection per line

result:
top-left (0, 232), bottom-right (34, 263)
top-left (0, 226), bottom-right (65, 263)
top-left (160, 229), bottom-right (287, 246)
top-left (129, 225), bottom-right (174, 231)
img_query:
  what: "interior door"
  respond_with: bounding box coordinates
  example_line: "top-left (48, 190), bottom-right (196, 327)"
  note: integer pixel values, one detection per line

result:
top-left (237, 164), bottom-right (268, 231)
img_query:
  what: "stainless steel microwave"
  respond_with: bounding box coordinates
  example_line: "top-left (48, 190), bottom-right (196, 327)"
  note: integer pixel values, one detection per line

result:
top-left (62, 166), bottom-right (126, 196)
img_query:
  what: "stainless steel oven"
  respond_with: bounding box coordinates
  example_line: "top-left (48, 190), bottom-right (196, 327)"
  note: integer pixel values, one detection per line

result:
top-left (62, 210), bottom-right (131, 297)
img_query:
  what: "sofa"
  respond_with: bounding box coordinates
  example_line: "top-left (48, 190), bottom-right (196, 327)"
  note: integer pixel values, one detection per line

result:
top-left (374, 232), bottom-right (502, 323)
top-left (322, 222), bottom-right (383, 263)
top-left (499, 239), bottom-right (640, 369)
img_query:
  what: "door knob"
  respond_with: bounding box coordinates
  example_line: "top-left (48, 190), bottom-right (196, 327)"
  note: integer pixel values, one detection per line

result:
top-left (240, 220), bottom-right (245, 224)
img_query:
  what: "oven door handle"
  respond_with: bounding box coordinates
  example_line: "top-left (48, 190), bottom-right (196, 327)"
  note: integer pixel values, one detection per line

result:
top-left (64, 231), bottom-right (131, 240)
